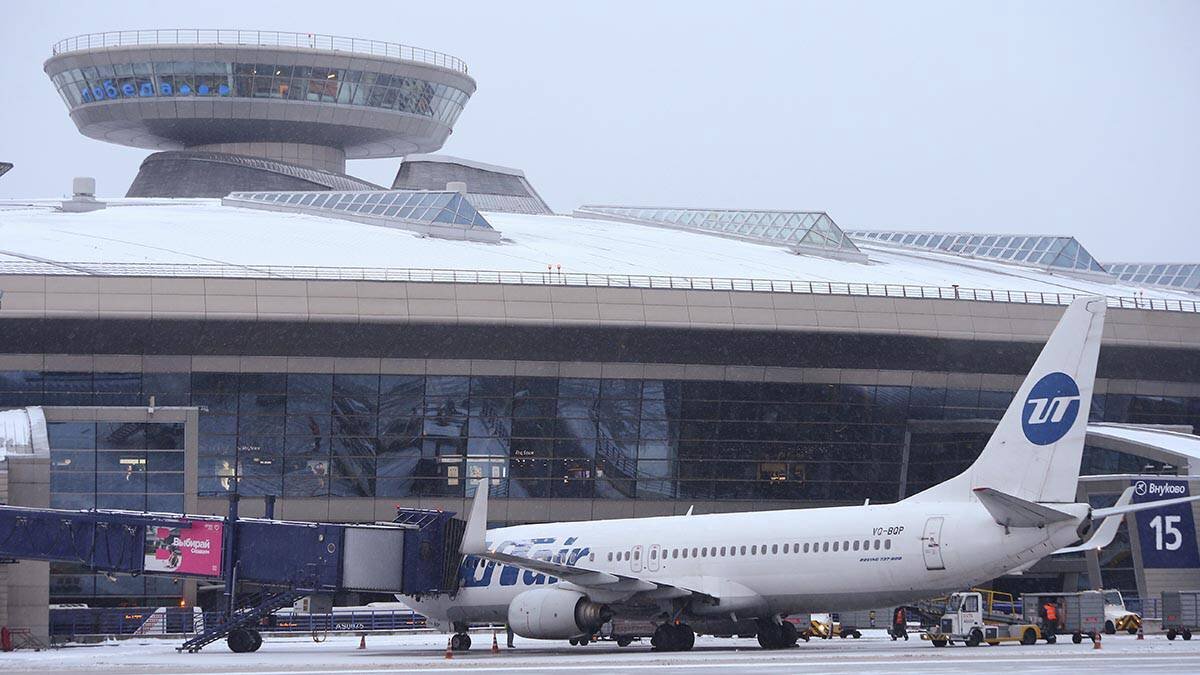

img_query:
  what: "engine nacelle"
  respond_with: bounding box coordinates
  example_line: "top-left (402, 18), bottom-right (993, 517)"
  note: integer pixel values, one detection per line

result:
top-left (507, 588), bottom-right (608, 639)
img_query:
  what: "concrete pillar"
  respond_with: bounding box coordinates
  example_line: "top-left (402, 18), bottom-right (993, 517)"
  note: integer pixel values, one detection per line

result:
top-left (5, 455), bottom-right (50, 644)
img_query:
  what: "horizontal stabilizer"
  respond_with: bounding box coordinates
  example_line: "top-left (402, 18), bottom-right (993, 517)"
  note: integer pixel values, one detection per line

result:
top-left (974, 487), bottom-right (1075, 528)
top-left (1092, 492), bottom-right (1200, 519)
top-left (1053, 487), bottom-right (1134, 555)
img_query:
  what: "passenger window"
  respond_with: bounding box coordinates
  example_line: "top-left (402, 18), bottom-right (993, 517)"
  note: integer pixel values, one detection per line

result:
top-left (783, 544), bottom-right (789, 554)
top-left (884, 539), bottom-right (892, 550)
top-left (607, 552), bottom-right (613, 561)
top-left (634, 550), bottom-right (640, 560)
top-left (803, 543), bottom-right (809, 553)
top-left (873, 540), bottom-right (881, 550)
top-left (740, 546), bottom-right (747, 555)
top-left (842, 540), bottom-right (849, 550)
top-left (862, 539), bottom-right (870, 550)
top-left (700, 548), bottom-right (707, 558)
top-left (772, 544), bottom-right (778, 554)
top-left (682, 549), bottom-right (688, 559)
top-left (853, 540), bottom-right (860, 551)
top-left (833, 541), bottom-right (839, 552)
top-left (692, 547), bottom-right (698, 558)
top-left (751, 545), bottom-right (757, 555)
top-left (720, 546), bottom-right (727, 556)
top-left (672, 549), bottom-right (678, 559)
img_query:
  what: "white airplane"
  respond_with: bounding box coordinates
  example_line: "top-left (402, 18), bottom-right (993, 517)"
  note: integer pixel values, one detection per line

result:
top-left (405, 296), bottom-right (1200, 651)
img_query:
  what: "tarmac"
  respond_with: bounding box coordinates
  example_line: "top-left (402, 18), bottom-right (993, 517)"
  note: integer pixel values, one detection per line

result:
top-left (1, 630), bottom-right (1197, 674)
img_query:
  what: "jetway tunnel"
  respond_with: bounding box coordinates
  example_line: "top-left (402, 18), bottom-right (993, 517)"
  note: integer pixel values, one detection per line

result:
top-left (0, 499), bottom-right (465, 651)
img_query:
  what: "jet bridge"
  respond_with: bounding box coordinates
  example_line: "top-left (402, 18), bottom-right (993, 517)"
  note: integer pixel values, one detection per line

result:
top-left (0, 498), bottom-right (464, 652)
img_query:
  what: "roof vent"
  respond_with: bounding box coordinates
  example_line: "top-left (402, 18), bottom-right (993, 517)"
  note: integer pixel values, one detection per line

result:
top-left (61, 176), bottom-right (106, 213)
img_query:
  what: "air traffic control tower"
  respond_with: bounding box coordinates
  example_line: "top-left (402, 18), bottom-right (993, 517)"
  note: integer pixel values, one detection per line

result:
top-left (45, 30), bottom-right (476, 197)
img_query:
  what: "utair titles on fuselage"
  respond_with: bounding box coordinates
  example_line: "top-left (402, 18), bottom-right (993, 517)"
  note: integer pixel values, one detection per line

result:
top-left (404, 297), bottom-right (1200, 652)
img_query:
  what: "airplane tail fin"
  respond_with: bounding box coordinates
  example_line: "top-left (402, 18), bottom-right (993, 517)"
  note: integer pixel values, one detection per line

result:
top-left (909, 296), bottom-right (1106, 504)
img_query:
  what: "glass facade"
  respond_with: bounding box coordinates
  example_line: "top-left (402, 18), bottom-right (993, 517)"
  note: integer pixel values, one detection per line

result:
top-left (45, 418), bottom-right (186, 604)
top-left (226, 190), bottom-right (494, 230)
top-left (48, 61), bottom-right (469, 126)
top-left (848, 230), bottom-right (1107, 274)
top-left (576, 206), bottom-right (862, 256)
top-left (4, 370), bottom-right (1198, 507)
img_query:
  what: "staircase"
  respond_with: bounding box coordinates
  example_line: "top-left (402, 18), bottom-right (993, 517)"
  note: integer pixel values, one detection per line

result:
top-left (178, 589), bottom-right (304, 653)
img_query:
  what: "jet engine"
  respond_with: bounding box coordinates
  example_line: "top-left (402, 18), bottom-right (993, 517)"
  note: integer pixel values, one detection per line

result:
top-left (507, 588), bottom-right (609, 639)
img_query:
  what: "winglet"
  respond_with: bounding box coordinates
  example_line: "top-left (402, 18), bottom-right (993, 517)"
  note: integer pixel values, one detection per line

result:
top-left (460, 479), bottom-right (489, 556)
top-left (1053, 486), bottom-right (1135, 555)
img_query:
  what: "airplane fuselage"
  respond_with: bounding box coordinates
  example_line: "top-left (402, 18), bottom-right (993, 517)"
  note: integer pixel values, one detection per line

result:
top-left (406, 498), bottom-right (1088, 630)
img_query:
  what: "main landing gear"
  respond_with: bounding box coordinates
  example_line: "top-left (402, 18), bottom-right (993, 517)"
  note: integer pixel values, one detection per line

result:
top-left (651, 623), bottom-right (695, 652)
top-left (450, 623), bottom-right (473, 651)
top-left (756, 618), bottom-right (800, 649)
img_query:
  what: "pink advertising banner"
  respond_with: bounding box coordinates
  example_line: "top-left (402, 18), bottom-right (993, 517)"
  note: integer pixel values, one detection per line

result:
top-left (143, 521), bottom-right (224, 577)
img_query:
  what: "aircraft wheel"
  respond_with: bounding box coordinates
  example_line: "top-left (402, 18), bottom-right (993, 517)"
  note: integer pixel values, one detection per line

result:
top-left (678, 625), bottom-right (695, 651)
top-left (1104, 620), bottom-right (1116, 635)
top-left (578, 636), bottom-right (590, 646)
top-left (451, 633), bottom-right (471, 651)
top-left (1072, 633), bottom-right (1082, 644)
top-left (568, 638), bottom-right (578, 646)
top-left (1020, 629), bottom-right (1037, 645)
top-left (1167, 629), bottom-right (1177, 641)
top-left (1184, 629), bottom-right (1193, 641)
top-left (616, 636), bottom-right (632, 647)
top-left (780, 621), bottom-right (799, 647)
top-left (756, 619), bottom-right (784, 649)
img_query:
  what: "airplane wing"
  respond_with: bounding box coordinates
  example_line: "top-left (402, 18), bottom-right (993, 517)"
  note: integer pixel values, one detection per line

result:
top-left (1052, 487), bottom-right (1134, 555)
top-left (460, 480), bottom-right (705, 601)
top-left (973, 487), bottom-right (1076, 528)
top-left (1091, 492), bottom-right (1200, 519)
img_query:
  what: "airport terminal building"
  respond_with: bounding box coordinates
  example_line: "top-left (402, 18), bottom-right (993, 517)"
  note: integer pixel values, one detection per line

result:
top-left (1, 30), bottom-right (1199, 617)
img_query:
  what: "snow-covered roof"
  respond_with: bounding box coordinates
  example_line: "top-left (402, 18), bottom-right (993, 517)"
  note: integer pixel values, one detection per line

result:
top-left (0, 198), bottom-right (1195, 305)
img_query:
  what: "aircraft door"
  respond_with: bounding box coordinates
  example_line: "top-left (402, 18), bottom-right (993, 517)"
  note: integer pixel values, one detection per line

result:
top-left (648, 544), bottom-right (661, 571)
top-left (632, 545), bottom-right (644, 572)
top-left (922, 517), bottom-right (946, 570)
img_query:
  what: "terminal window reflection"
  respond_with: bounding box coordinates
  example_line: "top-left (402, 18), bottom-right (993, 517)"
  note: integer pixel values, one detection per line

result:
top-left (7, 370), bottom-right (1200, 504)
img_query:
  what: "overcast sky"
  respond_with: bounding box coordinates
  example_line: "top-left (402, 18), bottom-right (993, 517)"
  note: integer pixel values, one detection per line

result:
top-left (1, 1), bottom-right (1196, 262)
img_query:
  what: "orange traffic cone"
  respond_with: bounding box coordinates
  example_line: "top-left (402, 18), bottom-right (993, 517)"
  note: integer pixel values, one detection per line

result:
top-left (1093, 633), bottom-right (1102, 650)
top-left (358, 634), bottom-right (366, 650)
top-left (492, 630), bottom-right (500, 654)
top-left (445, 636), bottom-right (454, 659)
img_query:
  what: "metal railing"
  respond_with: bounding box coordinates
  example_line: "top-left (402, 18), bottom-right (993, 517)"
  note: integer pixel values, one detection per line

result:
top-left (50, 606), bottom-right (429, 639)
top-left (50, 30), bottom-right (469, 74)
top-left (1, 260), bottom-right (1196, 313)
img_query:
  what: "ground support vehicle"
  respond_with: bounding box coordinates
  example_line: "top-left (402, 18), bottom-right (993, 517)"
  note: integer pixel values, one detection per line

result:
top-left (921, 591), bottom-right (1050, 647)
top-left (1021, 591), bottom-right (1104, 644)
top-left (831, 608), bottom-right (895, 638)
top-left (1101, 590), bottom-right (1141, 635)
top-left (1162, 591), bottom-right (1200, 641)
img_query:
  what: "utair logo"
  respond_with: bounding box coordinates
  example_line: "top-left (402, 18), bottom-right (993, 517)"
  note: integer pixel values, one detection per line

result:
top-left (1021, 372), bottom-right (1080, 445)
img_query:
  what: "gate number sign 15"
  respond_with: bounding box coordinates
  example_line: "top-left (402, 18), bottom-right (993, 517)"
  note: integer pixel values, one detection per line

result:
top-left (1149, 515), bottom-right (1183, 551)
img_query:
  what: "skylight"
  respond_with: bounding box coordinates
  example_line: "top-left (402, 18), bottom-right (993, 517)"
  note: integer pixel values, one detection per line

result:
top-left (847, 230), bottom-right (1107, 275)
top-left (574, 206), bottom-right (865, 261)
top-left (223, 190), bottom-right (500, 242)
top-left (1106, 263), bottom-right (1200, 293)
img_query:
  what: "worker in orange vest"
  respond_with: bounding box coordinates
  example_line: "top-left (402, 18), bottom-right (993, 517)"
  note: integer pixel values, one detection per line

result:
top-left (1039, 599), bottom-right (1059, 640)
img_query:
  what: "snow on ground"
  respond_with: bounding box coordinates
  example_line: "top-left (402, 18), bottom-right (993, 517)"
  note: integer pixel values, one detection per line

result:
top-left (1, 630), bottom-right (1197, 674)
top-left (0, 200), bottom-right (1191, 303)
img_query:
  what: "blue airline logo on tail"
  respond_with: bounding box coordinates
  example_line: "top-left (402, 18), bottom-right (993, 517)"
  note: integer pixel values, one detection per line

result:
top-left (1021, 372), bottom-right (1080, 445)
